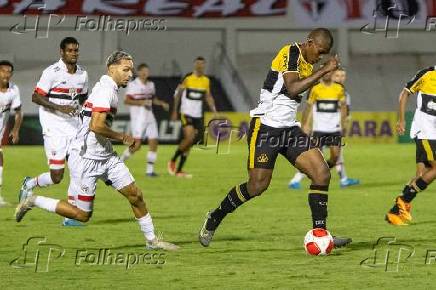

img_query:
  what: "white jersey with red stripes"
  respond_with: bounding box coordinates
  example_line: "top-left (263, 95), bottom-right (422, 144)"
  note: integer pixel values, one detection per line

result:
top-left (35, 59), bottom-right (88, 137)
top-left (0, 82), bottom-right (21, 137)
top-left (125, 77), bottom-right (155, 115)
top-left (74, 75), bottom-right (118, 160)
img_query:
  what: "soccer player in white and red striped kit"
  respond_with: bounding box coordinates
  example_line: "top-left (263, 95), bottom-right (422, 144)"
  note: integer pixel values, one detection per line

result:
top-left (120, 63), bottom-right (169, 176)
top-left (15, 50), bottom-right (178, 251)
top-left (19, 37), bottom-right (88, 226)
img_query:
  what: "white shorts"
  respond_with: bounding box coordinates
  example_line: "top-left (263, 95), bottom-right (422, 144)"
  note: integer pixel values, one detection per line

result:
top-left (68, 151), bottom-right (135, 212)
top-left (131, 116), bottom-right (159, 140)
top-left (43, 135), bottom-right (75, 170)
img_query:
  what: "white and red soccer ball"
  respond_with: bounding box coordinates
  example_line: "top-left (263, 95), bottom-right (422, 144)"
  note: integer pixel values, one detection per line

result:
top-left (304, 228), bottom-right (334, 256)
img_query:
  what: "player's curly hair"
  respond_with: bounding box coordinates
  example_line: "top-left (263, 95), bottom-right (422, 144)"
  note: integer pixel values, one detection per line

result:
top-left (106, 50), bottom-right (133, 67)
top-left (60, 37), bottom-right (79, 50)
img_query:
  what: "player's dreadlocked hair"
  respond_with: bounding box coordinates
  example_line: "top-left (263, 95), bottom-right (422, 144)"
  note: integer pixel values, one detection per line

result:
top-left (106, 50), bottom-right (133, 67)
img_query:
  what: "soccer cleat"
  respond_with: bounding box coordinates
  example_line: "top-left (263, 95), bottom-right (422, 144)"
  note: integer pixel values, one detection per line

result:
top-left (385, 212), bottom-right (408, 226)
top-left (385, 196), bottom-right (412, 226)
top-left (19, 176), bottom-right (33, 203)
top-left (146, 172), bottom-right (159, 178)
top-left (167, 161), bottom-right (176, 175)
top-left (15, 195), bottom-right (35, 222)
top-left (340, 178), bottom-right (360, 188)
top-left (332, 235), bottom-right (352, 248)
top-left (288, 181), bottom-right (301, 190)
top-left (146, 238), bottom-right (179, 251)
top-left (395, 196), bottom-right (412, 222)
top-left (176, 171), bottom-right (192, 179)
top-left (62, 218), bottom-right (84, 227)
top-left (199, 211), bottom-right (215, 247)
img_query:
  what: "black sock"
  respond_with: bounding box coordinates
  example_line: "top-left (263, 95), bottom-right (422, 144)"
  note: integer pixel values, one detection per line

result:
top-left (171, 149), bottom-right (183, 162)
top-left (308, 185), bottom-right (329, 229)
top-left (402, 177), bottom-right (428, 203)
top-left (206, 183), bottom-right (252, 231)
top-left (391, 178), bottom-right (428, 213)
top-left (177, 153), bottom-right (188, 172)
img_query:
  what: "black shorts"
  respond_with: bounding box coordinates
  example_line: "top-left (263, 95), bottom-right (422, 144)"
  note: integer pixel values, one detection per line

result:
top-left (181, 113), bottom-right (204, 132)
top-left (311, 131), bottom-right (342, 148)
top-left (246, 118), bottom-right (311, 169)
top-left (415, 138), bottom-right (436, 167)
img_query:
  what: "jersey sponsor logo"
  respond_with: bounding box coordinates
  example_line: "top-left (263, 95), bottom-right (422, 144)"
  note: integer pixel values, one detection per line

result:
top-left (421, 94), bottom-right (436, 116)
top-left (257, 153), bottom-right (269, 163)
top-left (316, 100), bottom-right (339, 113)
top-left (186, 88), bottom-right (206, 101)
top-left (427, 101), bottom-right (436, 111)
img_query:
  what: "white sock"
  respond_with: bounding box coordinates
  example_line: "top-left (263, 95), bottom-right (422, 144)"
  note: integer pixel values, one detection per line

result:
top-left (337, 163), bottom-right (348, 182)
top-left (120, 149), bottom-right (132, 162)
top-left (0, 166), bottom-right (3, 186)
top-left (137, 213), bottom-right (156, 241)
top-left (26, 172), bottom-right (54, 189)
top-left (336, 151), bottom-right (348, 181)
top-left (146, 151), bottom-right (157, 174)
top-left (290, 171), bottom-right (305, 184)
top-left (34, 196), bottom-right (59, 213)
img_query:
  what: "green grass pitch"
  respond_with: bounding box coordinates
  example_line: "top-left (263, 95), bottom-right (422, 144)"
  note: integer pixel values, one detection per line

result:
top-left (0, 143), bottom-right (435, 289)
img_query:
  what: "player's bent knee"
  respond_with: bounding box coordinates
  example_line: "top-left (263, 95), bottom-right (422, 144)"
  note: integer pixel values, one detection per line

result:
top-left (309, 166), bottom-right (331, 185)
top-left (74, 209), bottom-right (92, 222)
top-left (127, 188), bottom-right (144, 206)
top-left (248, 178), bottom-right (270, 196)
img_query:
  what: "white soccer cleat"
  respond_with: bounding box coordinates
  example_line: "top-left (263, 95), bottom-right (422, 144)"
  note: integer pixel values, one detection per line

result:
top-left (146, 238), bottom-right (179, 251)
top-left (15, 195), bottom-right (35, 222)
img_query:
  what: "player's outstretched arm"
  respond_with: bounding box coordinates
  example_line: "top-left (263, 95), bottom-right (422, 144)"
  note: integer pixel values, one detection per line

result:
top-left (397, 89), bottom-right (412, 135)
top-left (283, 55), bottom-right (339, 98)
top-left (10, 106), bottom-right (23, 144)
top-left (32, 92), bottom-right (77, 116)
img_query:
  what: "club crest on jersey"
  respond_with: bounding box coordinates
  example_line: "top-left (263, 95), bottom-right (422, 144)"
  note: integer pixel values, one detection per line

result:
top-left (257, 153), bottom-right (269, 163)
top-left (69, 88), bottom-right (78, 98)
top-left (81, 185), bottom-right (89, 193)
